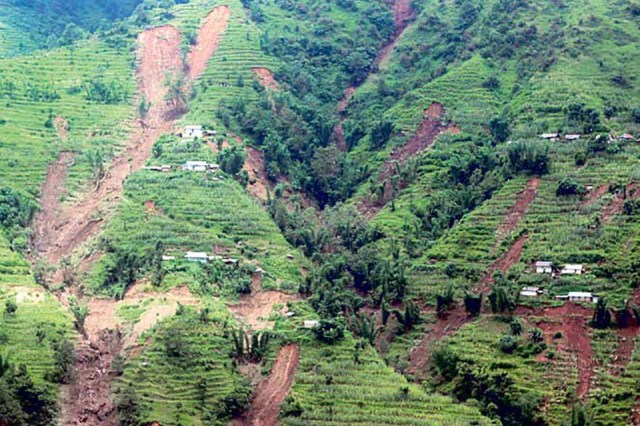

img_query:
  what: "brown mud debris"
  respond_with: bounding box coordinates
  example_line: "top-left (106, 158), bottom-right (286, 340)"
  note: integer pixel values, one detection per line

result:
top-left (232, 344), bottom-right (300, 426)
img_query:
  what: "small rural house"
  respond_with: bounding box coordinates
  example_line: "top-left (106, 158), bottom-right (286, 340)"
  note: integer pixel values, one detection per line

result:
top-left (568, 292), bottom-right (597, 303)
top-left (222, 258), bottom-right (239, 265)
top-left (540, 133), bottom-right (560, 141)
top-left (520, 287), bottom-right (542, 298)
top-left (161, 165), bottom-right (172, 172)
top-left (535, 261), bottom-right (553, 274)
top-left (162, 255), bottom-right (176, 261)
top-left (185, 252), bottom-right (209, 263)
top-left (619, 133), bottom-right (636, 141)
top-left (565, 134), bottom-right (581, 141)
top-left (561, 264), bottom-right (584, 275)
top-left (303, 320), bottom-right (320, 329)
top-left (182, 161), bottom-right (208, 172)
top-left (183, 125), bottom-right (203, 139)
top-left (205, 129), bottom-right (217, 136)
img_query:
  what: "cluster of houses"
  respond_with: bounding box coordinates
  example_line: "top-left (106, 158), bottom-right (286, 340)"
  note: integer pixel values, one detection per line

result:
top-left (143, 161), bottom-right (220, 173)
top-left (162, 251), bottom-right (239, 265)
top-left (520, 261), bottom-right (598, 303)
top-left (539, 133), bottom-right (581, 142)
top-left (178, 125), bottom-right (217, 140)
top-left (181, 161), bottom-right (219, 172)
top-left (539, 132), bottom-right (638, 143)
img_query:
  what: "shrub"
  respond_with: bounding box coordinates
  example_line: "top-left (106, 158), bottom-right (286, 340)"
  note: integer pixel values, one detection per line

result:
top-left (506, 141), bottom-right (550, 175)
top-left (556, 178), bottom-right (586, 197)
top-left (313, 319), bottom-right (345, 344)
top-left (510, 318), bottom-right (523, 336)
top-left (499, 334), bottom-right (518, 353)
top-left (464, 293), bottom-right (482, 316)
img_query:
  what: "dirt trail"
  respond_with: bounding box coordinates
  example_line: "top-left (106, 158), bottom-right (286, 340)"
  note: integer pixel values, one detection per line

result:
top-left (233, 344), bottom-right (300, 426)
top-left (332, 0), bottom-right (415, 150)
top-left (475, 234), bottom-right (529, 294)
top-left (54, 116), bottom-right (69, 141)
top-left (252, 67), bottom-right (280, 91)
top-left (358, 103), bottom-right (459, 218)
top-left (496, 178), bottom-right (540, 238)
top-left (406, 307), bottom-right (471, 380)
top-left (187, 5), bottom-right (230, 80)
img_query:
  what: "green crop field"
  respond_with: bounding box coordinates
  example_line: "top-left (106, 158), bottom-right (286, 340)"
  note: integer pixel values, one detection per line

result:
top-left (281, 331), bottom-right (493, 426)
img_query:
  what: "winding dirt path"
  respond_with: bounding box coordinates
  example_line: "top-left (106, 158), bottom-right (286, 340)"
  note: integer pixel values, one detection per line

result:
top-left (234, 344), bottom-right (300, 426)
top-left (187, 5), bottom-right (230, 80)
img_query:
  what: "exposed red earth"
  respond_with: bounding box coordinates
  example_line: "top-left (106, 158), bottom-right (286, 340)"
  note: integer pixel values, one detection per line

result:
top-left (358, 103), bottom-right (459, 218)
top-left (32, 8), bottom-right (230, 423)
top-left (252, 67), bottom-right (280, 91)
top-left (232, 344), bottom-right (300, 426)
top-left (496, 177), bottom-right (540, 238)
top-left (332, 0), bottom-right (415, 150)
top-left (187, 5), bottom-right (231, 80)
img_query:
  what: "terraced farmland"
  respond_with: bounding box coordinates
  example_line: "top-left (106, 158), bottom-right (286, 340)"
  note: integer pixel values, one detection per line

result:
top-left (282, 332), bottom-right (492, 426)
top-left (117, 304), bottom-right (250, 425)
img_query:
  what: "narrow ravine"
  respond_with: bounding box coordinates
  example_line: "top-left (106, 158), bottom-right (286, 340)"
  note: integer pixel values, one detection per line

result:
top-left (332, 0), bottom-right (415, 150)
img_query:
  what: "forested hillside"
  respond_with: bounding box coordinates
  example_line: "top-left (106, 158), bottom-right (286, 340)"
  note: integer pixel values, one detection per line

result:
top-left (2, 0), bottom-right (640, 425)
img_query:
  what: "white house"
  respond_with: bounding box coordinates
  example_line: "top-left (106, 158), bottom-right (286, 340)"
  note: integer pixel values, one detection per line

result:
top-left (162, 255), bottom-right (176, 261)
top-left (183, 125), bottom-right (203, 139)
top-left (182, 161), bottom-right (208, 172)
top-left (540, 133), bottom-right (560, 141)
top-left (161, 165), bottom-right (172, 172)
top-left (619, 133), bottom-right (636, 141)
top-left (303, 320), bottom-right (320, 329)
top-left (185, 252), bottom-right (209, 263)
top-left (561, 264), bottom-right (584, 275)
top-left (535, 261), bottom-right (553, 274)
top-left (568, 292), bottom-right (598, 303)
top-left (565, 134), bottom-right (581, 141)
top-left (520, 287), bottom-right (542, 298)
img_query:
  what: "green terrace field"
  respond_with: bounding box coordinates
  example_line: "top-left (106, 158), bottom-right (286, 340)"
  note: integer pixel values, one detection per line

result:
top-left (281, 330), bottom-right (493, 426)
top-left (184, 0), bottom-right (279, 126)
top-left (0, 39), bottom-right (135, 198)
top-left (87, 136), bottom-right (306, 295)
top-left (587, 329), bottom-right (640, 425)
top-left (0, 231), bottom-right (73, 386)
top-left (520, 142), bottom-right (640, 306)
top-left (440, 316), bottom-right (578, 425)
top-left (116, 303), bottom-right (251, 425)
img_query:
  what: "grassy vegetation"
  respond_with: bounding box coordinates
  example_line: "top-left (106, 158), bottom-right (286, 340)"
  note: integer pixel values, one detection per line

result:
top-left (280, 329), bottom-right (492, 425)
top-left (116, 303), bottom-right (251, 425)
top-left (87, 135), bottom-right (306, 296)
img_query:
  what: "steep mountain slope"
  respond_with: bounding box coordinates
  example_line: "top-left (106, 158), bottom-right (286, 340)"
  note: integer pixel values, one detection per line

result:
top-left (3, 0), bottom-right (640, 425)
